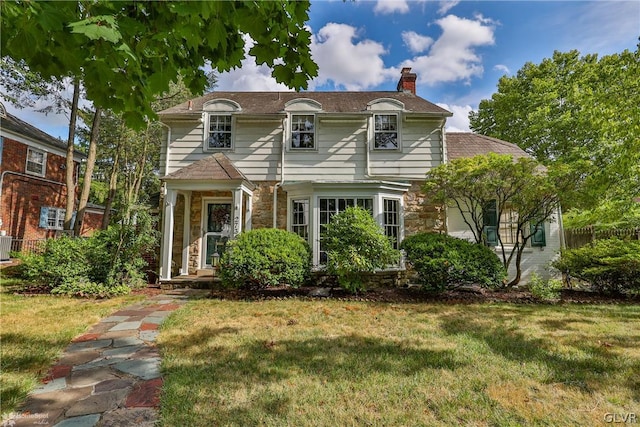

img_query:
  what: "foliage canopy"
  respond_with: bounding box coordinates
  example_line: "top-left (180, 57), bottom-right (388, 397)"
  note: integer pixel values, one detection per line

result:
top-left (469, 47), bottom-right (640, 228)
top-left (1, 1), bottom-right (317, 128)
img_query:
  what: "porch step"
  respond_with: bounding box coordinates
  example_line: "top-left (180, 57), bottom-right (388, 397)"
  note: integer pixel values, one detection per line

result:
top-left (160, 275), bottom-right (221, 290)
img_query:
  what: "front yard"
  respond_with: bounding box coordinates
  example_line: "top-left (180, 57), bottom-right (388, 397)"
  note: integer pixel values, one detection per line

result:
top-left (0, 278), bottom-right (144, 414)
top-left (159, 299), bottom-right (640, 426)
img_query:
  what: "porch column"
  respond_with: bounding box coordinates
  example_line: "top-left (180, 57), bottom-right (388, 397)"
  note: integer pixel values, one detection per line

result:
top-left (233, 187), bottom-right (243, 237)
top-left (180, 191), bottom-right (191, 275)
top-left (160, 188), bottom-right (177, 281)
top-left (244, 192), bottom-right (252, 231)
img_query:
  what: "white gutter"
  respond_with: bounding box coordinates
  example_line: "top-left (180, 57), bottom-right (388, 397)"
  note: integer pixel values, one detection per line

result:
top-left (273, 117), bottom-right (286, 228)
top-left (0, 170), bottom-right (68, 228)
top-left (158, 122), bottom-right (172, 178)
top-left (440, 120), bottom-right (447, 164)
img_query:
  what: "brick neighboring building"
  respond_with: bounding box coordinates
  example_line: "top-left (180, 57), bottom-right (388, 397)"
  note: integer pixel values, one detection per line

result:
top-left (0, 103), bottom-right (104, 253)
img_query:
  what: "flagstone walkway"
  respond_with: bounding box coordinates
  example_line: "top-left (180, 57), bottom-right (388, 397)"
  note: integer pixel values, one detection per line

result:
top-left (4, 289), bottom-right (206, 427)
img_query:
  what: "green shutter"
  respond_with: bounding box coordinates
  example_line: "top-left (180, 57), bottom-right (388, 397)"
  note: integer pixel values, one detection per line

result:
top-left (483, 200), bottom-right (498, 246)
top-left (39, 207), bottom-right (49, 228)
top-left (530, 222), bottom-right (546, 247)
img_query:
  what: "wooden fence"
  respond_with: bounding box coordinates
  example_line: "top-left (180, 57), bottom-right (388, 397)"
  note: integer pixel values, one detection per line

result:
top-left (564, 226), bottom-right (640, 249)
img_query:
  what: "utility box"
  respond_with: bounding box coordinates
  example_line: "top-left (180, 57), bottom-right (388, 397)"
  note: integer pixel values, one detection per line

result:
top-left (0, 236), bottom-right (12, 261)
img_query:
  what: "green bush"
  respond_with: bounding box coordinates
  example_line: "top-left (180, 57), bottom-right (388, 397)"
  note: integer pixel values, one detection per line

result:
top-left (18, 236), bottom-right (92, 288)
top-left (16, 207), bottom-right (158, 297)
top-left (528, 272), bottom-right (563, 300)
top-left (553, 238), bottom-right (640, 294)
top-left (323, 206), bottom-right (399, 293)
top-left (220, 228), bottom-right (311, 289)
top-left (400, 233), bottom-right (506, 291)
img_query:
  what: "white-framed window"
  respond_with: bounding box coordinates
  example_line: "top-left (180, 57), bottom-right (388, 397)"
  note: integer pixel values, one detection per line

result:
top-left (291, 199), bottom-right (310, 242)
top-left (383, 198), bottom-right (400, 249)
top-left (318, 197), bottom-right (373, 264)
top-left (291, 114), bottom-right (315, 149)
top-left (206, 114), bottom-right (233, 150)
top-left (373, 114), bottom-right (399, 149)
top-left (26, 147), bottom-right (46, 176)
top-left (39, 207), bottom-right (65, 230)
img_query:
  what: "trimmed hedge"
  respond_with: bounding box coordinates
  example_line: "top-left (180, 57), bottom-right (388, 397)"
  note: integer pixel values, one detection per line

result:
top-left (220, 228), bottom-right (311, 289)
top-left (552, 238), bottom-right (640, 294)
top-left (400, 233), bottom-right (506, 291)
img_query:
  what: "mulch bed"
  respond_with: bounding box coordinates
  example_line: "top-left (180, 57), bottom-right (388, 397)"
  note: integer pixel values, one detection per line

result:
top-left (208, 285), bottom-right (640, 305)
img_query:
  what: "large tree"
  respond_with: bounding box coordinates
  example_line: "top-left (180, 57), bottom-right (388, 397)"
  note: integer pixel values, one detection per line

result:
top-left (424, 154), bottom-right (576, 287)
top-left (2, 1), bottom-right (317, 231)
top-left (469, 47), bottom-right (640, 227)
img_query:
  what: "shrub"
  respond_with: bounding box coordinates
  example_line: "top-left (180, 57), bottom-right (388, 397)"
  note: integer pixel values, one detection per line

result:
top-left (323, 206), bottom-right (399, 293)
top-left (18, 236), bottom-right (92, 288)
top-left (51, 278), bottom-right (131, 298)
top-left (16, 207), bottom-right (158, 297)
top-left (552, 238), bottom-right (640, 294)
top-left (528, 272), bottom-right (563, 300)
top-left (400, 233), bottom-right (506, 291)
top-left (220, 228), bottom-right (311, 289)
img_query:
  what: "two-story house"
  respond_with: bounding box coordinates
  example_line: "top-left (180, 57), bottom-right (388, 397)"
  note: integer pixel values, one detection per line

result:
top-left (0, 103), bottom-right (104, 254)
top-left (158, 69), bottom-right (561, 282)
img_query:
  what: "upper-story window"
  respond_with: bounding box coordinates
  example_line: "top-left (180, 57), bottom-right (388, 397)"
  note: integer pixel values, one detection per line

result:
top-left (206, 114), bottom-right (233, 150)
top-left (291, 114), bottom-right (315, 149)
top-left (26, 147), bottom-right (46, 176)
top-left (374, 114), bottom-right (399, 149)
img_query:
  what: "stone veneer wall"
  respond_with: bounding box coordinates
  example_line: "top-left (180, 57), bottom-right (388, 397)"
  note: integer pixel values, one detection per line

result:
top-left (403, 181), bottom-right (446, 237)
top-left (250, 181), bottom-right (287, 230)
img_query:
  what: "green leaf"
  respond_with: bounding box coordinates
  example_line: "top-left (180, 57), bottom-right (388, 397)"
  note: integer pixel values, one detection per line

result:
top-left (68, 15), bottom-right (122, 43)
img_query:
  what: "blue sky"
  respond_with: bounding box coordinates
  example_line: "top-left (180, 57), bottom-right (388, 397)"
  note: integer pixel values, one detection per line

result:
top-left (4, 0), bottom-right (639, 137)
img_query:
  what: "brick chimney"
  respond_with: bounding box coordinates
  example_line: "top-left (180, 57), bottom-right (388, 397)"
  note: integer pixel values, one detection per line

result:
top-left (397, 67), bottom-right (417, 95)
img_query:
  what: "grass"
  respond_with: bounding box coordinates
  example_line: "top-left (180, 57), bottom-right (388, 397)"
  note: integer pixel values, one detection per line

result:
top-left (0, 277), bottom-right (143, 415)
top-left (159, 299), bottom-right (640, 426)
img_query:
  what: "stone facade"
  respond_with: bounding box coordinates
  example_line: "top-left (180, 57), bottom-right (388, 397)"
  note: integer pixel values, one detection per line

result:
top-left (403, 181), bottom-right (446, 237)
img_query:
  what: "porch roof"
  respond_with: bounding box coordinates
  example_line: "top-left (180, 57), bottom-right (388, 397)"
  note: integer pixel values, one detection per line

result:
top-left (162, 152), bottom-right (250, 182)
top-left (446, 133), bottom-right (531, 160)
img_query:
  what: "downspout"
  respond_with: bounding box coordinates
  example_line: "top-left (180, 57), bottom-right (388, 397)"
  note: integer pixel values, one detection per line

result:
top-left (0, 171), bottom-right (68, 228)
top-left (159, 121), bottom-right (172, 178)
top-left (273, 117), bottom-right (286, 228)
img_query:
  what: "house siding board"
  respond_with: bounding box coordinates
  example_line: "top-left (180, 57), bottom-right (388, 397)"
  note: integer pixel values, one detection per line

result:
top-left (447, 207), bottom-right (561, 281)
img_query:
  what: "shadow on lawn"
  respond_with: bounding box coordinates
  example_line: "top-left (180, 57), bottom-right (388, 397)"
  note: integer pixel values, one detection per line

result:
top-left (161, 328), bottom-right (463, 424)
top-left (438, 314), bottom-right (640, 400)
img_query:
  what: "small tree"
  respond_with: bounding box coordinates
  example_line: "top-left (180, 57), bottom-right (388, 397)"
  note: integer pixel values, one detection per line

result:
top-left (424, 153), bottom-right (574, 287)
top-left (323, 206), bottom-right (399, 293)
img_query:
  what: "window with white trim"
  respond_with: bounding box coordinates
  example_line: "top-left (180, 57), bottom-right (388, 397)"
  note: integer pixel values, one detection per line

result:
top-left (373, 114), bottom-right (398, 149)
top-left (318, 197), bottom-right (373, 264)
top-left (39, 207), bottom-right (65, 230)
top-left (26, 147), bottom-right (46, 176)
top-left (383, 198), bottom-right (400, 249)
top-left (291, 199), bottom-right (310, 242)
top-left (206, 114), bottom-right (232, 149)
top-left (291, 114), bottom-right (315, 149)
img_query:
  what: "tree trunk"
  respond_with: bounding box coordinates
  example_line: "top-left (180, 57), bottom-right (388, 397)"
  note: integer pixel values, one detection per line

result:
top-left (64, 79), bottom-right (81, 231)
top-left (507, 245), bottom-right (525, 287)
top-left (101, 130), bottom-right (123, 229)
top-left (73, 107), bottom-right (102, 236)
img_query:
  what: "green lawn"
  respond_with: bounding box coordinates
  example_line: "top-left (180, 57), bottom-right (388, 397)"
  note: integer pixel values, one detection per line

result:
top-left (0, 278), bottom-right (143, 415)
top-left (159, 299), bottom-right (640, 426)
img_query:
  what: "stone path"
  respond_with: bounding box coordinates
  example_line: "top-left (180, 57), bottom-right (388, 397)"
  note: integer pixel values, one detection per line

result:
top-left (3, 289), bottom-right (205, 427)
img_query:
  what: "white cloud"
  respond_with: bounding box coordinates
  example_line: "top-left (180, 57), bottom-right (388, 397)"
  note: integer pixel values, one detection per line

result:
top-left (437, 103), bottom-right (473, 132)
top-left (402, 14), bottom-right (496, 85)
top-left (437, 1), bottom-right (460, 15)
top-left (310, 23), bottom-right (397, 90)
top-left (214, 35), bottom-right (293, 91)
top-left (493, 64), bottom-right (510, 75)
top-left (374, 0), bottom-right (410, 15)
top-left (401, 31), bottom-right (434, 54)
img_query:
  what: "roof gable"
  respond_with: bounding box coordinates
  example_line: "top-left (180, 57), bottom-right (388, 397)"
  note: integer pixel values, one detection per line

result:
top-left (163, 152), bottom-right (249, 181)
top-left (446, 133), bottom-right (531, 161)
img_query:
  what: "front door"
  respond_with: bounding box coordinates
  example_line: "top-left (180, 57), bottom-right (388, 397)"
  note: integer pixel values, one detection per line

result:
top-left (204, 202), bottom-right (232, 268)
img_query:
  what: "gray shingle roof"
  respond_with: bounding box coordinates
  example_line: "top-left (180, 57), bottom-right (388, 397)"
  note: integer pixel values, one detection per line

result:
top-left (163, 152), bottom-right (249, 181)
top-left (0, 108), bottom-right (86, 158)
top-left (159, 91), bottom-right (452, 116)
top-left (446, 133), bottom-right (530, 161)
